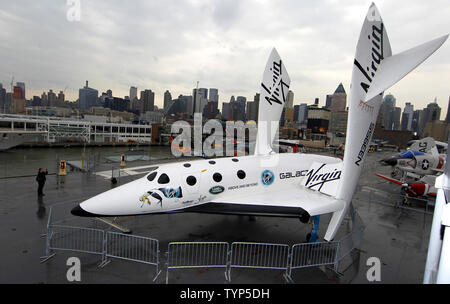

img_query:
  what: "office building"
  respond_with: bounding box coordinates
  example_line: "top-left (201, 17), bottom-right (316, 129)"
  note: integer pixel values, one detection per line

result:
top-left (79, 81), bottom-right (99, 110)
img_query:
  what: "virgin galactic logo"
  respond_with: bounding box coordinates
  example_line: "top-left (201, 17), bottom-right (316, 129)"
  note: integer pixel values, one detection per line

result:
top-left (261, 170), bottom-right (274, 186)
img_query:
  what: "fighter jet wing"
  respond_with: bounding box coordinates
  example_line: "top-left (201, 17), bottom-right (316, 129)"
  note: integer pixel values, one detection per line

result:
top-left (188, 187), bottom-right (346, 217)
top-left (374, 173), bottom-right (404, 185)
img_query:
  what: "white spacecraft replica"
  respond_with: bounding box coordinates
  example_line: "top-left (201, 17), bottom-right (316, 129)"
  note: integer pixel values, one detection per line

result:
top-left (72, 3), bottom-right (448, 242)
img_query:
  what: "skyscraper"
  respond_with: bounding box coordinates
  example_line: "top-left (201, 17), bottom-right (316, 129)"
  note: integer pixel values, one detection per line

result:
top-left (130, 86), bottom-right (137, 101)
top-left (209, 88), bottom-right (219, 103)
top-left (79, 81), bottom-right (99, 110)
top-left (0, 84), bottom-right (6, 112)
top-left (294, 103), bottom-right (308, 123)
top-left (199, 88), bottom-right (208, 100)
top-left (393, 107), bottom-right (401, 130)
top-left (325, 94), bottom-right (332, 109)
top-left (16, 82), bottom-right (25, 99)
top-left (48, 90), bottom-right (57, 107)
top-left (222, 102), bottom-right (232, 121)
top-left (401, 102), bottom-right (414, 131)
top-left (163, 90), bottom-right (172, 110)
top-left (58, 91), bottom-right (65, 106)
top-left (330, 83), bottom-right (346, 112)
top-left (203, 101), bottom-right (219, 119)
top-left (140, 89), bottom-right (155, 113)
top-left (286, 90), bottom-right (294, 109)
top-left (424, 100), bottom-right (441, 122)
top-left (193, 88), bottom-right (208, 114)
top-left (382, 93), bottom-right (396, 130)
top-left (234, 96), bottom-right (247, 121)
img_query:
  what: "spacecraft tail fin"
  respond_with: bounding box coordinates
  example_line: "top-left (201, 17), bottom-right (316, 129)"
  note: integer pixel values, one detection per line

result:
top-left (323, 3), bottom-right (448, 241)
top-left (255, 48), bottom-right (291, 155)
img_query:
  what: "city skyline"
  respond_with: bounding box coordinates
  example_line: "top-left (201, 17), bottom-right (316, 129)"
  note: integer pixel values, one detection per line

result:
top-left (1, 1), bottom-right (449, 115)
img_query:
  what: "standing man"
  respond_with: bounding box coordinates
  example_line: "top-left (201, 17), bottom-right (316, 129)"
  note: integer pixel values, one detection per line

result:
top-left (36, 168), bottom-right (48, 196)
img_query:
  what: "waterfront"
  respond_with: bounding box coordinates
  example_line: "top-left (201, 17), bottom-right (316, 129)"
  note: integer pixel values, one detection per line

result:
top-left (0, 145), bottom-right (172, 178)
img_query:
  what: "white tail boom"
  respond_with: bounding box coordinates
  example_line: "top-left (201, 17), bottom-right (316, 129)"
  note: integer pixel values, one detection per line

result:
top-left (324, 3), bottom-right (448, 241)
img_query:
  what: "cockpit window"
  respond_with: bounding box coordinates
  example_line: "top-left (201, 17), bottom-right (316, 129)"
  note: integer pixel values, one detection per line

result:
top-left (158, 173), bottom-right (170, 184)
top-left (147, 171), bottom-right (157, 182)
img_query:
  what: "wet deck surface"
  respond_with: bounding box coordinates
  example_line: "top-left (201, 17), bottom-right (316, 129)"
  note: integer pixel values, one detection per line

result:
top-left (0, 151), bottom-right (433, 284)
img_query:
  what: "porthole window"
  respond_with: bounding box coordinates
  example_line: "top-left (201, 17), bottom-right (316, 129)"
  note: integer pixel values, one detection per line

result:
top-left (158, 173), bottom-right (170, 184)
top-left (186, 175), bottom-right (197, 186)
top-left (213, 173), bottom-right (222, 182)
top-left (209, 160), bottom-right (216, 165)
top-left (183, 163), bottom-right (191, 168)
top-left (147, 171), bottom-right (157, 182)
top-left (237, 170), bottom-right (246, 179)
top-left (232, 158), bottom-right (239, 162)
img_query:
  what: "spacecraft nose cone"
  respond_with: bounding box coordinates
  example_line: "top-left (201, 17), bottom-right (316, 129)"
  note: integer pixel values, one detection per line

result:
top-left (71, 204), bottom-right (98, 217)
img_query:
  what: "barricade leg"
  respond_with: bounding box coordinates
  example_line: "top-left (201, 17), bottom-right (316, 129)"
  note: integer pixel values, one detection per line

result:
top-left (40, 227), bottom-right (56, 263)
top-left (225, 250), bottom-right (231, 283)
top-left (165, 252), bottom-right (169, 284)
top-left (153, 249), bottom-right (162, 282)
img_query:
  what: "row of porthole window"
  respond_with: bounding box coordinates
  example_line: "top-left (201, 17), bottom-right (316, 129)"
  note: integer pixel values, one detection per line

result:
top-left (183, 158), bottom-right (239, 168)
top-left (147, 169), bottom-right (246, 186)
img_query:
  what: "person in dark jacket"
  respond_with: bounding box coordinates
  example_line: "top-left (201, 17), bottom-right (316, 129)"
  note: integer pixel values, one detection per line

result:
top-left (36, 168), bottom-right (48, 196)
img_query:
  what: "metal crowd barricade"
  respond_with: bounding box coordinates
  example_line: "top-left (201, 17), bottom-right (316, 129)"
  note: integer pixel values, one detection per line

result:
top-left (286, 241), bottom-right (339, 277)
top-left (166, 242), bottom-right (230, 284)
top-left (47, 225), bottom-right (105, 257)
top-left (335, 210), bottom-right (365, 264)
top-left (229, 242), bottom-right (290, 282)
top-left (102, 232), bottom-right (161, 281)
top-left (42, 201), bottom-right (366, 283)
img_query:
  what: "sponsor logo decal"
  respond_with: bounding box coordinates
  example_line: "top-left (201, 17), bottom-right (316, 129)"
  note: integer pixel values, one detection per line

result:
top-left (304, 164), bottom-right (342, 191)
top-left (228, 182), bottom-right (258, 191)
top-left (280, 170), bottom-right (308, 179)
top-left (355, 122), bottom-right (375, 166)
top-left (261, 170), bottom-right (275, 186)
top-left (209, 185), bottom-right (225, 195)
top-left (160, 187), bottom-right (183, 199)
top-left (139, 190), bottom-right (163, 207)
top-left (261, 59), bottom-right (289, 106)
top-left (139, 193), bottom-right (152, 207)
top-left (354, 22), bottom-right (385, 93)
top-left (197, 195), bottom-right (207, 203)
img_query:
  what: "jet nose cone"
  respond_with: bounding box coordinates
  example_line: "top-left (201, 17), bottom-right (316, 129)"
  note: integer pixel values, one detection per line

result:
top-left (71, 204), bottom-right (98, 217)
top-left (381, 158), bottom-right (398, 166)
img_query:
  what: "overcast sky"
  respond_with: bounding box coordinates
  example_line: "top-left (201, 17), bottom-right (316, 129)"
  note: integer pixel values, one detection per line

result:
top-left (1, 0), bottom-right (449, 116)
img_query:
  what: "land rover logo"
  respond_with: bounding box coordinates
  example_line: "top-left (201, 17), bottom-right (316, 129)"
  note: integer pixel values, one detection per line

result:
top-left (209, 186), bottom-right (225, 195)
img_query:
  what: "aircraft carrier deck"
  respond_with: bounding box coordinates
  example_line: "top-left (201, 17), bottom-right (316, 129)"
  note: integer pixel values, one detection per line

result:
top-left (0, 150), bottom-right (433, 284)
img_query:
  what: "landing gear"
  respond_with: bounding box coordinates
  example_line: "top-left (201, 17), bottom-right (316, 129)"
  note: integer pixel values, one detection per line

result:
top-left (306, 215), bottom-right (320, 243)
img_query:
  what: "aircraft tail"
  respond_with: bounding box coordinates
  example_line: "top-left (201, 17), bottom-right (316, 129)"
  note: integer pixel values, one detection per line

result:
top-left (410, 137), bottom-right (439, 156)
top-left (323, 3), bottom-right (448, 241)
top-left (255, 48), bottom-right (291, 155)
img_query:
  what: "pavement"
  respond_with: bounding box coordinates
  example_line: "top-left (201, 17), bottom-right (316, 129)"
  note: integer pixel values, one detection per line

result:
top-left (0, 151), bottom-right (435, 284)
